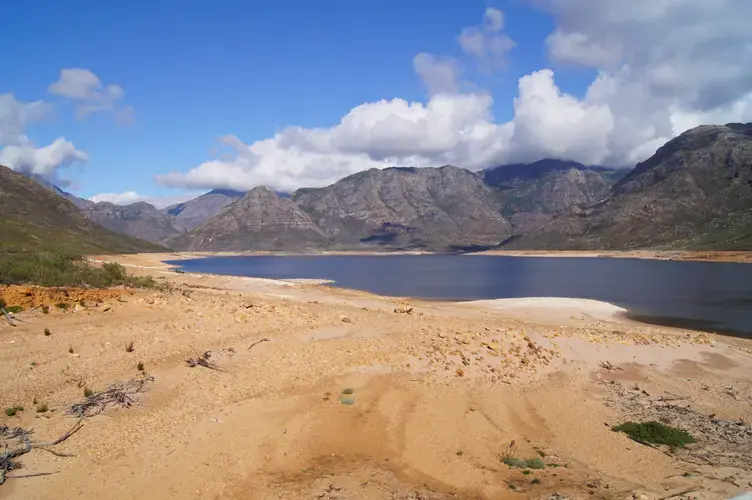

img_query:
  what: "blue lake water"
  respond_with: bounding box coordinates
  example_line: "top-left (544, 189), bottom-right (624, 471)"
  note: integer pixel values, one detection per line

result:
top-left (168, 255), bottom-right (752, 337)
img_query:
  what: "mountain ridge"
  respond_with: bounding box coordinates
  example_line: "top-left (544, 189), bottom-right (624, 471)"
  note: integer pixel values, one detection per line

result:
top-left (0, 165), bottom-right (164, 254)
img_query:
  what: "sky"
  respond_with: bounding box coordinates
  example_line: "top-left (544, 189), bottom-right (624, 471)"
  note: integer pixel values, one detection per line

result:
top-left (2, 0), bottom-right (752, 208)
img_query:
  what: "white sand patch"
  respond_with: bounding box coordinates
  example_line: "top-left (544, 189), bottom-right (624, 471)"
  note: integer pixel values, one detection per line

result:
top-left (462, 297), bottom-right (628, 316)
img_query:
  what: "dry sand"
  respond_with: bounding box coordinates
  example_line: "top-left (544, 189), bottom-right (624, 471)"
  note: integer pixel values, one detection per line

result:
top-left (1, 254), bottom-right (751, 500)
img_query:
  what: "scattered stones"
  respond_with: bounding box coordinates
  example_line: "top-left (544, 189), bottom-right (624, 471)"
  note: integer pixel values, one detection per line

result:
top-left (394, 304), bottom-right (413, 314)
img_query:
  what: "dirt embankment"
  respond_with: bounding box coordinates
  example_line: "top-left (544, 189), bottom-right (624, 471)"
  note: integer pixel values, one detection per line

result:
top-left (1, 266), bottom-right (751, 500)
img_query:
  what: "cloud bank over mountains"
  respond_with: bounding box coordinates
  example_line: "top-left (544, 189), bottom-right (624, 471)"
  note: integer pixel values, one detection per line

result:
top-left (157, 1), bottom-right (752, 192)
top-left (2, 2), bottom-right (751, 202)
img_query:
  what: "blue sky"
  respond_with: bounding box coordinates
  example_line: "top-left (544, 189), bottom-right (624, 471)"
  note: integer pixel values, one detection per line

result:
top-left (2, 1), bottom-right (750, 206)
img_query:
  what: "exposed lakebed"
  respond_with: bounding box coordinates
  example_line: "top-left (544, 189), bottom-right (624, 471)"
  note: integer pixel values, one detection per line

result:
top-left (168, 255), bottom-right (752, 337)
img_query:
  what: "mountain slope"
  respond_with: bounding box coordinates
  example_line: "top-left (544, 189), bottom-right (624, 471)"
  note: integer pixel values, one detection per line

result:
top-left (483, 159), bottom-right (620, 232)
top-left (165, 188), bottom-right (244, 230)
top-left (169, 186), bottom-right (326, 251)
top-left (507, 123), bottom-right (752, 250)
top-left (292, 166), bottom-right (512, 250)
top-left (84, 202), bottom-right (184, 244)
top-left (0, 165), bottom-right (164, 254)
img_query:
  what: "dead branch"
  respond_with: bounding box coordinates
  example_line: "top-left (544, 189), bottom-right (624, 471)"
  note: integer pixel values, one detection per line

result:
top-left (185, 351), bottom-right (222, 371)
top-left (599, 360), bottom-right (623, 371)
top-left (67, 376), bottom-right (153, 418)
top-left (5, 472), bottom-right (58, 480)
top-left (248, 338), bottom-right (270, 350)
top-left (657, 488), bottom-right (700, 500)
top-left (1, 308), bottom-right (15, 327)
top-left (1, 420), bottom-right (83, 486)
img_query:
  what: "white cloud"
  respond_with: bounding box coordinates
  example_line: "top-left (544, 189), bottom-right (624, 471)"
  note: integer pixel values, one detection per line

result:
top-left (156, 5), bottom-right (752, 192)
top-left (0, 137), bottom-right (88, 179)
top-left (48, 68), bottom-right (134, 121)
top-left (413, 53), bottom-right (459, 96)
top-left (89, 191), bottom-right (202, 209)
top-left (0, 93), bottom-right (52, 146)
top-left (0, 93), bottom-right (88, 183)
top-left (457, 7), bottom-right (516, 71)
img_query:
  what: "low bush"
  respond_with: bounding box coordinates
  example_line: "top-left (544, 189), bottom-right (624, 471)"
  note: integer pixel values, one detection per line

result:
top-left (0, 249), bottom-right (157, 289)
top-left (612, 421), bottom-right (696, 448)
top-left (502, 456), bottom-right (545, 469)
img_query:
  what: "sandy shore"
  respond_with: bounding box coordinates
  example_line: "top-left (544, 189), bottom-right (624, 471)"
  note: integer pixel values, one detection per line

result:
top-left (469, 249), bottom-right (752, 264)
top-left (1, 257), bottom-right (751, 499)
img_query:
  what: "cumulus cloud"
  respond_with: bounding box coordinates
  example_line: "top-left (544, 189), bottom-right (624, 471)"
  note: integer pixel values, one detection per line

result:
top-left (457, 7), bottom-right (516, 71)
top-left (413, 53), bottom-right (459, 96)
top-left (0, 137), bottom-right (88, 179)
top-left (48, 68), bottom-right (134, 121)
top-left (156, 4), bottom-right (752, 192)
top-left (89, 191), bottom-right (202, 209)
top-left (0, 93), bottom-right (88, 183)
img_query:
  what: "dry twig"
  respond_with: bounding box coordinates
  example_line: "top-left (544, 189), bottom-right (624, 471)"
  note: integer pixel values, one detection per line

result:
top-left (67, 376), bottom-right (153, 418)
top-left (1, 420), bottom-right (83, 485)
top-left (185, 351), bottom-right (221, 371)
top-left (248, 338), bottom-right (270, 351)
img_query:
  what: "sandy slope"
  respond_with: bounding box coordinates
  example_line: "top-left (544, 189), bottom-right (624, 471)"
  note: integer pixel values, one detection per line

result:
top-left (1, 260), bottom-right (751, 500)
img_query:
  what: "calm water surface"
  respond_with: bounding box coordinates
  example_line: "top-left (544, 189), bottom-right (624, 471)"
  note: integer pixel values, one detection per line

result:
top-left (168, 255), bottom-right (752, 337)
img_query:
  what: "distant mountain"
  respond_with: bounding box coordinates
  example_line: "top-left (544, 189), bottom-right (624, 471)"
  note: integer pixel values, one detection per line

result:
top-left (29, 174), bottom-right (95, 209)
top-left (165, 188), bottom-right (244, 230)
top-left (483, 159), bottom-right (624, 232)
top-left (0, 165), bottom-right (164, 254)
top-left (506, 123), bottom-right (752, 250)
top-left (84, 201), bottom-right (185, 244)
top-left (292, 166), bottom-right (512, 250)
top-left (169, 186), bottom-right (327, 251)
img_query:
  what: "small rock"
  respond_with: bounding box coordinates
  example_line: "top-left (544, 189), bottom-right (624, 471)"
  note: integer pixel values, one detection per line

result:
top-left (394, 304), bottom-right (414, 314)
top-left (101, 305), bottom-right (112, 312)
top-left (341, 316), bottom-right (352, 323)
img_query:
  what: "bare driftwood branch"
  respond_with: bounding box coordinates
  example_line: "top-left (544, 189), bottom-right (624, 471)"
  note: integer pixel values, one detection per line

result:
top-left (599, 360), bottom-right (623, 371)
top-left (1, 420), bottom-right (83, 485)
top-left (185, 351), bottom-right (222, 371)
top-left (5, 472), bottom-right (58, 480)
top-left (1, 308), bottom-right (15, 327)
top-left (248, 338), bottom-right (270, 350)
top-left (67, 376), bottom-right (153, 418)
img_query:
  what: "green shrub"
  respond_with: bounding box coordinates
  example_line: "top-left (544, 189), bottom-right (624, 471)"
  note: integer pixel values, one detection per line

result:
top-left (341, 388), bottom-right (355, 395)
top-left (44, 327), bottom-right (52, 336)
top-left (5, 305), bottom-right (22, 313)
top-left (137, 361), bottom-right (144, 372)
top-left (5, 405), bottom-right (24, 417)
top-left (36, 404), bottom-right (49, 413)
top-left (612, 421), bottom-right (695, 448)
top-left (83, 387), bottom-right (93, 398)
top-left (0, 249), bottom-right (157, 289)
top-left (0, 298), bottom-right (5, 309)
top-left (502, 456), bottom-right (545, 469)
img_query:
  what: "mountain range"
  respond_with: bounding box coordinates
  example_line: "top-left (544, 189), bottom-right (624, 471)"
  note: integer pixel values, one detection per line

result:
top-left (5, 122), bottom-right (751, 253)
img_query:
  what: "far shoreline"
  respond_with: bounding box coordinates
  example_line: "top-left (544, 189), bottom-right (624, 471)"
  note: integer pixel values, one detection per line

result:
top-left (98, 248), bottom-right (752, 267)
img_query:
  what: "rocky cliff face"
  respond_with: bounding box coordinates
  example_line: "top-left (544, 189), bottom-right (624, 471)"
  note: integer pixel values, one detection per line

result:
top-left (508, 123), bottom-right (752, 250)
top-left (165, 189), bottom-right (244, 230)
top-left (169, 187), bottom-right (326, 251)
top-left (292, 166), bottom-right (512, 250)
top-left (483, 159), bottom-right (620, 232)
top-left (84, 202), bottom-right (184, 244)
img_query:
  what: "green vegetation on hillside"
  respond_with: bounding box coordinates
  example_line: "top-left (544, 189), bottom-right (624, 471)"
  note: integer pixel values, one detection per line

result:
top-left (0, 165), bottom-right (166, 255)
top-left (0, 249), bottom-right (156, 288)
